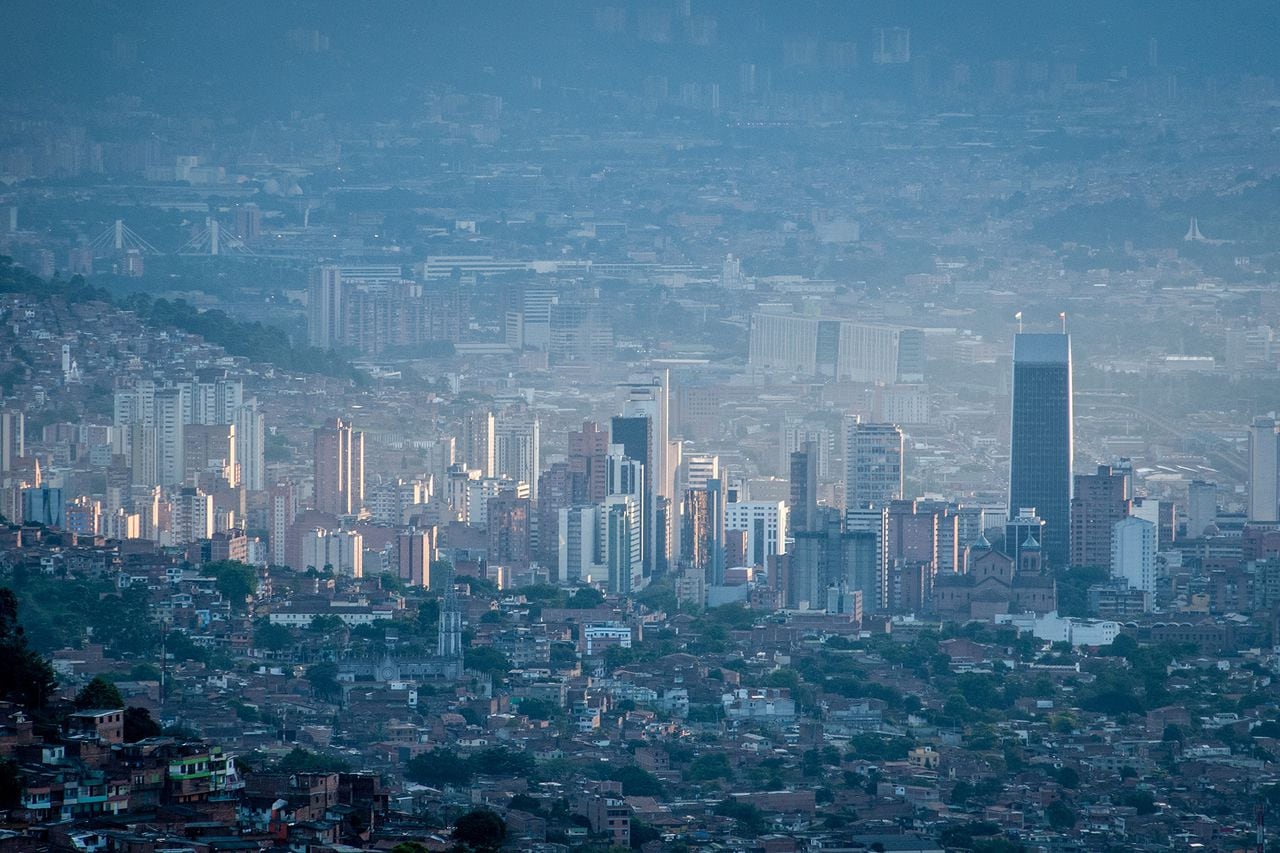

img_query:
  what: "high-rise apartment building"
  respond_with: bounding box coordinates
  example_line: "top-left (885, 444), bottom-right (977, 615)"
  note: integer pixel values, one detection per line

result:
top-left (268, 482), bottom-right (298, 567)
top-left (846, 421), bottom-right (904, 510)
top-left (313, 418), bottom-right (364, 516)
top-left (787, 510), bottom-right (881, 612)
top-left (1248, 417), bottom-right (1279, 523)
top-left (781, 422), bottom-right (831, 478)
top-left (1186, 480), bottom-right (1218, 539)
top-left (461, 410), bottom-right (495, 478)
top-left (789, 440), bottom-right (820, 533)
top-left (1112, 516), bottom-right (1156, 594)
top-left (684, 454), bottom-right (720, 493)
top-left (725, 501), bottom-right (788, 568)
top-left (1070, 464), bottom-right (1131, 569)
top-left (494, 414), bottom-right (540, 500)
top-left (154, 386), bottom-right (188, 487)
top-left (0, 411), bottom-right (23, 472)
top-left (234, 401), bottom-right (266, 492)
top-left (568, 421), bottom-right (610, 504)
top-left (398, 529), bottom-right (438, 588)
top-left (1009, 333), bottom-right (1073, 567)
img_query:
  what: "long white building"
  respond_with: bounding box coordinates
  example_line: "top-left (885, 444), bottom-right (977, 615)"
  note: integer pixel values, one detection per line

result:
top-left (749, 312), bottom-right (920, 383)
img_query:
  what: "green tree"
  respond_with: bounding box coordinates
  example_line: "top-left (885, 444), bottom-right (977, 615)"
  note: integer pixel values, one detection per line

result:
top-left (255, 621), bottom-right (294, 652)
top-left (516, 697), bottom-right (557, 720)
top-left (306, 662), bottom-right (342, 702)
top-left (712, 799), bottom-right (766, 836)
top-left (0, 588), bottom-right (57, 711)
top-left (405, 750), bottom-right (473, 787)
top-left (613, 765), bottom-right (664, 797)
top-left (473, 746), bottom-right (535, 776)
top-left (1046, 800), bottom-right (1076, 830)
top-left (1055, 766), bottom-right (1080, 789)
top-left (452, 808), bottom-right (506, 852)
top-left (464, 647), bottom-right (512, 683)
top-left (204, 560), bottom-right (258, 609)
top-left (124, 707), bottom-right (162, 742)
top-left (275, 747), bottom-right (351, 774)
top-left (389, 844), bottom-right (429, 853)
top-left (686, 753), bottom-right (732, 782)
top-left (74, 676), bottom-right (124, 710)
top-left (0, 758), bottom-right (22, 809)
top-left (567, 586), bottom-right (605, 609)
top-left (308, 614), bottom-right (346, 635)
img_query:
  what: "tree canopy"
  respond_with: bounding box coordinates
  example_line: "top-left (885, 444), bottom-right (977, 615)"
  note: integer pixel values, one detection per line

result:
top-left (74, 676), bottom-right (125, 710)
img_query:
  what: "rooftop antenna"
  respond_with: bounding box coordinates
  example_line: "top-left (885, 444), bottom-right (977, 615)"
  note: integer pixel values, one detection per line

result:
top-left (1015, 311), bottom-right (1023, 334)
top-left (1060, 312), bottom-right (1067, 333)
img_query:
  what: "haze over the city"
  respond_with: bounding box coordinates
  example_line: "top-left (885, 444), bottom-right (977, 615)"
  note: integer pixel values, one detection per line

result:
top-left (2, 3), bottom-right (1280, 852)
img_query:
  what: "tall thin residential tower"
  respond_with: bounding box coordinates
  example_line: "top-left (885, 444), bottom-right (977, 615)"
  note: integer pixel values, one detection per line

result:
top-left (1009, 332), bottom-right (1073, 567)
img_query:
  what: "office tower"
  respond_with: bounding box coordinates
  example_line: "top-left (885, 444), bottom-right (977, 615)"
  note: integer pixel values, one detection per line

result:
top-left (1070, 464), bottom-right (1131, 569)
top-left (154, 386), bottom-right (188, 487)
top-left (846, 422), bottom-right (904, 509)
top-left (1009, 332), bottom-right (1073, 567)
top-left (684, 454), bottom-right (720, 493)
top-left (494, 414), bottom-right (540, 499)
top-left (313, 418), bottom-right (364, 516)
top-left (1006, 508), bottom-right (1047, 570)
top-left (268, 482), bottom-right (298, 567)
top-left (302, 529), bottom-right (363, 577)
top-left (462, 410), bottom-right (495, 478)
top-left (0, 411), bottom-right (23, 472)
top-left (1186, 480), bottom-right (1218, 539)
top-left (617, 371), bottom-right (673, 575)
top-left (487, 489), bottom-right (532, 568)
top-left (568, 421), bottom-right (609, 503)
top-left (612, 415), bottom-right (657, 573)
top-left (725, 501), bottom-right (788, 568)
top-left (1248, 417), bottom-right (1279, 523)
top-left (234, 401), bottom-right (266, 491)
top-left (22, 484), bottom-right (65, 527)
top-left (789, 440), bottom-right (820, 533)
top-left (1112, 516), bottom-right (1156, 594)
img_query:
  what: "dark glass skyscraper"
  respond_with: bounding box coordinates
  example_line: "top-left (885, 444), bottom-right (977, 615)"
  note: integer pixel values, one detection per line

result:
top-left (1009, 333), bottom-right (1073, 568)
